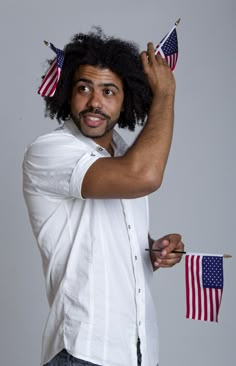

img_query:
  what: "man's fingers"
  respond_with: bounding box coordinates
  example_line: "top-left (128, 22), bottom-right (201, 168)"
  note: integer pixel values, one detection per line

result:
top-left (141, 46), bottom-right (169, 71)
top-left (153, 253), bottom-right (183, 268)
top-left (155, 261), bottom-right (181, 268)
top-left (140, 43), bottom-right (157, 73)
top-left (155, 53), bottom-right (166, 64)
top-left (151, 233), bottom-right (184, 270)
top-left (157, 251), bottom-right (183, 260)
top-left (154, 234), bottom-right (182, 250)
top-left (140, 51), bottom-right (149, 73)
top-left (166, 234), bottom-right (182, 251)
top-left (153, 235), bottom-right (183, 255)
top-left (168, 233), bottom-right (182, 242)
top-left (147, 42), bottom-right (156, 64)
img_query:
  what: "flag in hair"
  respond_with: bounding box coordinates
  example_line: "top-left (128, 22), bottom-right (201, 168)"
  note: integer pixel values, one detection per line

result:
top-left (155, 25), bottom-right (178, 71)
top-left (185, 254), bottom-right (224, 322)
top-left (38, 42), bottom-right (64, 97)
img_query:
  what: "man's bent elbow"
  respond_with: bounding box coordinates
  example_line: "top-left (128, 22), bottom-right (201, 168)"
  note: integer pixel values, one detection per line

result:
top-left (142, 171), bottom-right (163, 194)
top-left (127, 160), bottom-right (164, 196)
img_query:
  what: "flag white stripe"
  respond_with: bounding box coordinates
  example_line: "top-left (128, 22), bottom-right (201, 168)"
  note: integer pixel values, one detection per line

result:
top-left (193, 255), bottom-right (198, 319)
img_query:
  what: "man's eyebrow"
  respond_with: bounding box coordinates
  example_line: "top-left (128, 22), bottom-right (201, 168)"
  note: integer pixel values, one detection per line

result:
top-left (74, 78), bottom-right (92, 85)
top-left (73, 78), bottom-right (120, 91)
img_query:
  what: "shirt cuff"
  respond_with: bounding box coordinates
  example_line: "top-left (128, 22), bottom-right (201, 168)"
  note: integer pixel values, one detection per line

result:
top-left (69, 152), bottom-right (101, 199)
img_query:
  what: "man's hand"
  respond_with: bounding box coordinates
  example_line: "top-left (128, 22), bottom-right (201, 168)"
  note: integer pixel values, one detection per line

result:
top-left (140, 42), bottom-right (176, 98)
top-left (149, 234), bottom-right (184, 270)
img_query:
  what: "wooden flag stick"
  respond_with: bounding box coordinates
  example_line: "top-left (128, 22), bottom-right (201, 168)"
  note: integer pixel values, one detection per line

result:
top-left (145, 249), bottom-right (186, 254)
top-left (145, 249), bottom-right (232, 258)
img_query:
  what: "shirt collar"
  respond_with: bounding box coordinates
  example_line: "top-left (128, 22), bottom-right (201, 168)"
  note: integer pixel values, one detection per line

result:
top-left (62, 119), bottom-right (128, 157)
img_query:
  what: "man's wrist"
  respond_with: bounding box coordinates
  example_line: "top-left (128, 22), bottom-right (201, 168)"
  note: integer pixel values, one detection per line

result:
top-left (148, 94), bottom-right (175, 118)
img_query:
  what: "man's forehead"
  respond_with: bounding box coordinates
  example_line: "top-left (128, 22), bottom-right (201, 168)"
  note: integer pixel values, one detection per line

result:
top-left (73, 65), bottom-right (123, 85)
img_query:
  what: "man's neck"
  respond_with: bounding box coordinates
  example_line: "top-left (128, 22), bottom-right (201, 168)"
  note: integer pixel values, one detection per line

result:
top-left (93, 131), bottom-right (114, 156)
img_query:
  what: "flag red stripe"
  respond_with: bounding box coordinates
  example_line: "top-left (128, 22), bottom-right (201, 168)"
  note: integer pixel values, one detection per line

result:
top-left (185, 255), bottom-right (190, 318)
top-left (190, 255), bottom-right (196, 319)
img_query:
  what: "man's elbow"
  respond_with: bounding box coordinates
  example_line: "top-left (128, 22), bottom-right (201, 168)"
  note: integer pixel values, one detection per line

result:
top-left (133, 168), bottom-right (163, 196)
top-left (126, 160), bottom-right (165, 197)
top-left (144, 171), bottom-right (163, 193)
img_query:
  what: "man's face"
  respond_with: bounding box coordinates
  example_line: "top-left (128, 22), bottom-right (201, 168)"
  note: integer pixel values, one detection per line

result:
top-left (70, 65), bottom-right (124, 140)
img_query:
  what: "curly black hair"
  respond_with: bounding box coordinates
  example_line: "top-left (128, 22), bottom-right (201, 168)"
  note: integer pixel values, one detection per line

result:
top-left (43, 27), bottom-right (152, 131)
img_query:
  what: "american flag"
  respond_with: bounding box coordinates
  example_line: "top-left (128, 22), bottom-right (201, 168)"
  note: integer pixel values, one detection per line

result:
top-left (185, 254), bottom-right (224, 322)
top-left (38, 42), bottom-right (64, 97)
top-left (155, 26), bottom-right (178, 71)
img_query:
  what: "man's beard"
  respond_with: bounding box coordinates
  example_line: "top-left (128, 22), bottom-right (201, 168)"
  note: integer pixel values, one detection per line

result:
top-left (71, 107), bottom-right (119, 139)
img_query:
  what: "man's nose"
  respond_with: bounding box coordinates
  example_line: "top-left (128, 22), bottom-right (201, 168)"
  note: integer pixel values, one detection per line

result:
top-left (87, 91), bottom-right (103, 109)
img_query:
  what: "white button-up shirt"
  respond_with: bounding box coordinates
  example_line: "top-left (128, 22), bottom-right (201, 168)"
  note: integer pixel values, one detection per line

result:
top-left (23, 120), bottom-right (159, 366)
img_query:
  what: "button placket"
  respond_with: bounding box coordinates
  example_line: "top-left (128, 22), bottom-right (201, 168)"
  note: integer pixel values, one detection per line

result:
top-left (121, 200), bottom-right (145, 339)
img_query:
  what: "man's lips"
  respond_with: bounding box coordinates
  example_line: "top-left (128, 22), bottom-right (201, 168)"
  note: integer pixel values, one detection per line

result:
top-left (82, 113), bottom-right (107, 127)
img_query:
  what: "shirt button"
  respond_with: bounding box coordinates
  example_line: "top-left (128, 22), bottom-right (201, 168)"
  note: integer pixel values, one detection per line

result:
top-left (135, 256), bottom-right (138, 260)
top-left (97, 147), bottom-right (103, 151)
top-left (139, 321), bottom-right (141, 326)
top-left (128, 225), bottom-right (131, 229)
top-left (138, 289), bottom-right (141, 293)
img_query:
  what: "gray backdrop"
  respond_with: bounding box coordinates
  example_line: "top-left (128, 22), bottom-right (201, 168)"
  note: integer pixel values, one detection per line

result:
top-left (1, 0), bottom-right (235, 365)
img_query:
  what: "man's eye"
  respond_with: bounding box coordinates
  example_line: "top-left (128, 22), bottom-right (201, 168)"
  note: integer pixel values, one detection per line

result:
top-left (104, 89), bottom-right (114, 96)
top-left (78, 85), bottom-right (90, 93)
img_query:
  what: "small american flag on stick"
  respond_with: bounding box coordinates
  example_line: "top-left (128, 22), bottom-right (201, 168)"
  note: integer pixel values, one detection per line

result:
top-left (155, 19), bottom-right (180, 71)
top-left (38, 41), bottom-right (64, 97)
top-left (185, 254), bottom-right (224, 322)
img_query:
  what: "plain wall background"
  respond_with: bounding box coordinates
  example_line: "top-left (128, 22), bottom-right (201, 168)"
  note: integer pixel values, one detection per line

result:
top-left (0, 0), bottom-right (235, 365)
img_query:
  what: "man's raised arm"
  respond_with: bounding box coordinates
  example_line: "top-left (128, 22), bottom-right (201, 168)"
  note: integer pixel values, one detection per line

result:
top-left (82, 43), bottom-right (176, 199)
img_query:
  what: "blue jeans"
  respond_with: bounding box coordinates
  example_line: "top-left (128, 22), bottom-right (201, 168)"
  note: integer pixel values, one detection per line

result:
top-left (45, 349), bottom-right (102, 365)
top-left (45, 339), bottom-right (142, 365)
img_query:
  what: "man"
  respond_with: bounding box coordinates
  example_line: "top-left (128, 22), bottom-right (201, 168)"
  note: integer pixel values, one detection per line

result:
top-left (23, 29), bottom-right (184, 366)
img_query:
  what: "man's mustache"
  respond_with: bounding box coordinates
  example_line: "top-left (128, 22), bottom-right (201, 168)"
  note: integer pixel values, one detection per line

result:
top-left (79, 107), bottom-right (110, 120)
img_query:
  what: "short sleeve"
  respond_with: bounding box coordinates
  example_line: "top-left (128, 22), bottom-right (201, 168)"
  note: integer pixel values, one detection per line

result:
top-left (23, 133), bottom-right (100, 199)
top-left (69, 152), bottom-right (101, 198)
